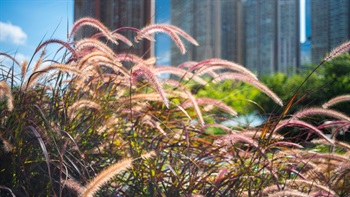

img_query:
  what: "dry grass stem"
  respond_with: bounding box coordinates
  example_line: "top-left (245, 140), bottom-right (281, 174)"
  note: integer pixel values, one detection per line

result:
top-left (165, 79), bottom-right (204, 127)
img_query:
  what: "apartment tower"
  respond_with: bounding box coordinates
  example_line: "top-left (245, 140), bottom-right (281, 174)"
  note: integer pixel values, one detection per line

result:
top-left (74, 0), bottom-right (155, 58)
top-left (244, 0), bottom-right (300, 76)
top-left (170, 0), bottom-right (244, 67)
top-left (311, 0), bottom-right (350, 64)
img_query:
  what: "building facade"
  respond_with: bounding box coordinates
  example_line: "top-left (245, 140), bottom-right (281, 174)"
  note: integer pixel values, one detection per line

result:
top-left (243, 0), bottom-right (300, 76)
top-left (221, 0), bottom-right (244, 64)
top-left (74, 0), bottom-right (155, 58)
top-left (311, 0), bottom-right (350, 64)
top-left (170, 0), bottom-right (224, 66)
top-left (170, 0), bottom-right (300, 76)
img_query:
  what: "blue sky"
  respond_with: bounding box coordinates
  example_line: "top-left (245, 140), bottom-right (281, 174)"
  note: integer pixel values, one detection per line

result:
top-left (0, 0), bottom-right (172, 67)
top-left (155, 0), bottom-right (171, 65)
top-left (0, 0), bottom-right (74, 65)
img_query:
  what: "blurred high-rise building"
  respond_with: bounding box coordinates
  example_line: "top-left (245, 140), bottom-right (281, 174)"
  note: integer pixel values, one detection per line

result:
top-left (311, 0), bottom-right (350, 64)
top-left (170, 0), bottom-right (226, 66)
top-left (221, 0), bottom-right (244, 64)
top-left (74, 0), bottom-right (155, 58)
top-left (170, 0), bottom-right (244, 67)
top-left (170, 0), bottom-right (300, 76)
top-left (243, 0), bottom-right (300, 76)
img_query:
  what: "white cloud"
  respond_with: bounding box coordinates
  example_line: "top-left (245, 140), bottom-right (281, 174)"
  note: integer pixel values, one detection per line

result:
top-left (0, 53), bottom-right (30, 67)
top-left (163, 20), bottom-right (171, 25)
top-left (13, 53), bottom-right (29, 63)
top-left (156, 51), bottom-right (171, 65)
top-left (0, 22), bottom-right (28, 45)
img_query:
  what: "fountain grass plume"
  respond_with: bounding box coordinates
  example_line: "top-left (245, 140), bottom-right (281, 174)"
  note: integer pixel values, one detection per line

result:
top-left (213, 72), bottom-right (283, 106)
top-left (268, 189), bottom-right (310, 197)
top-left (69, 17), bottom-right (118, 45)
top-left (0, 133), bottom-right (13, 152)
top-left (286, 179), bottom-right (337, 196)
top-left (80, 58), bottom-right (128, 77)
top-left (274, 119), bottom-right (334, 144)
top-left (75, 38), bottom-right (117, 58)
top-left (79, 158), bottom-right (132, 197)
top-left (76, 51), bottom-right (113, 68)
top-left (181, 97), bottom-right (238, 116)
top-left (293, 107), bottom-right (350, 122)
top-left (322, 94), bottom-right (350, 108)
top-left (188, 58), bottom-right (258, 80)
top-left (79, 151), bottom-right (155, 197)
top-left (301, 151), bottom-right (348, 162)
top-left (324, 40), bottom-right (350, 61)
top-left (132, 63), bottom-right (169, 108)
top-left (90, 29), bottom-right (134, 46)
top-left (20, 61), bottom-right (28, 79)
top-left (214, 132), bottom-right (265, 155)
top-left (35, 39), bottom-right (77, 59)
top-left (23, 63), bottom-right (82, 90)
top-left (0, 81), bottom-right (13, 111)
top-left (67, 99), bottom-right (101, 120)
top-left (63, 179), bottom-right (85, 195)
top-left (136, 24), bottom-right (199, 54)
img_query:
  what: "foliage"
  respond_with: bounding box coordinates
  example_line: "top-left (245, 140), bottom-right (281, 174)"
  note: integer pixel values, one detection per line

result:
top-left (257, 72), bottom-right (325, 114)
top-left (200, 53), bottom-right (350, 116)
top-left (321, 54), bottom-right (350, 114)
top-left (257, 54), bottom-right (350, 115)
top-left (196, 80), bottom-right (262, 115)
top-left (0, 17), bottom-right (349, 197)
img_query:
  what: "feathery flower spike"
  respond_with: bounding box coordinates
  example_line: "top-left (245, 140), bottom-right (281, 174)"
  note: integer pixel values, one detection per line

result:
top-left (324, 40), bottom-right (350, 61)
top-left (136, 24), bottom-right (198, 54)
top-left (69, 17), bottom-right (118, 45)
top-left (322, 94), bottom-right (350, 108)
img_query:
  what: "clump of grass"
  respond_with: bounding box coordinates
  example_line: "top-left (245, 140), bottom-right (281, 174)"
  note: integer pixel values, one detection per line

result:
top-left (0, 17), bottom-right (349, 197)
